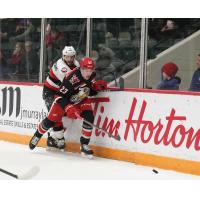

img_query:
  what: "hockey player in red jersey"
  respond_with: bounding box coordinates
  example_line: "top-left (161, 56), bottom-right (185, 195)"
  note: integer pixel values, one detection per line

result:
top-left (43, 46), bottom-right (79, 151)
top-left (29, 57), bottom-right (107, 158)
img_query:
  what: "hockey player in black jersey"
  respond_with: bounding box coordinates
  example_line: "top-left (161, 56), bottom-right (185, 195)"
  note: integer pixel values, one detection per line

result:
top-left (29, 57), bottom-right (107, 158)
top-left (43, 46), bottom-right (79, 151)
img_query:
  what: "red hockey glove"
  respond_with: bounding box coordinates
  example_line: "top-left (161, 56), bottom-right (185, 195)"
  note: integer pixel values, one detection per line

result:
top-left (65, 105), bottom-right (81, 119)
top-left (92, 80), bottom-right (108, 91)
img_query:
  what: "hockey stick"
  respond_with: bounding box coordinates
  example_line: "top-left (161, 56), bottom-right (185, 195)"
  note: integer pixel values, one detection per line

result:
top-left (119, 77), bottom-right (124, 90)
top-left (102, 77), bottom-right (124, 92)
top-left (83, 119), bottom-right (121, 141)
top-left (107, 88), bottom-right (124, 92)
top-left (100, 88), bottom-right (124, 92)
top-left (75, 113), bottom-right (121, 141)
top-left (0, 166), bottom-right (40, 180)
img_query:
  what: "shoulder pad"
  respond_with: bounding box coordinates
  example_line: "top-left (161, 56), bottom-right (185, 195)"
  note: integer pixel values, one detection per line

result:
top-left (57, 58), bottom-right (69, 73)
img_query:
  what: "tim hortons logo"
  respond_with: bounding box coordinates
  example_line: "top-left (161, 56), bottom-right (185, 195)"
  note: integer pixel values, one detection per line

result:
top-left (0, 87), bottom-right (21, 117)
top-left (123, 97), bottom-right (200, 151)
top-left (89, 97), bottom-right (121, 139)
top-left (92, 97), bottom-right (200, 151)
top-left (94, 104), bottom-right (121, 139)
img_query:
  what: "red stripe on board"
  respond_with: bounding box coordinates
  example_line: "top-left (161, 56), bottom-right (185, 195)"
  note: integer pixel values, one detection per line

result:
top-left (87, 97), bottom-right (110, 103)
top-left (0, 81), bottom-right (43, 86)
top-left (109, 87), bottom-right (200, 96)
top-left (1, 81), bottom-right (200, 97)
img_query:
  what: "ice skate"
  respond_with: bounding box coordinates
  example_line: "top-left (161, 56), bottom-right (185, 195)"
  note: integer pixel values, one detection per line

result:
top-left (46, 136), bottom-right (65, 152)
top-left (29, 131), bottom-right (43, 150)
top-left (80, 144), bottom-right (93, 159)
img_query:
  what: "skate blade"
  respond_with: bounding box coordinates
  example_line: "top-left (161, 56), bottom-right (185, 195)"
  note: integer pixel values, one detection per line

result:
top-left (81, 152), bottom-right (93, 159)
top-left (46, 147), bottom-right (65, 152)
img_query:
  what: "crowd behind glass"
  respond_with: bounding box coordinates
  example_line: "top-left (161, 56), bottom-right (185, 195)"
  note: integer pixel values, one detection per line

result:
top-left (0, 18), bottom-right (200, 91)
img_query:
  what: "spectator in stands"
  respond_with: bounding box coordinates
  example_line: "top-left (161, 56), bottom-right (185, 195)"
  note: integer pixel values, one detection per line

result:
top-left (161, 19), bottom-right (177, 32)
top-left (95, 44), bottom-right (116, 82)
top-left (0, 52), bottom-right (2, 78)
top-left (45, 24), bottom-right (65, 69)
top-left (0, 19), bottom-right (17, 42)
top-left (189, 54), bottom-right (200, 91)
top-left (148, 19), bottom-right (165, 41)
top-left (9, 19), bottom-right (35, 43)
top-left (8, 42), bottom-right (25, 74)
top-left (0, 30), bottom-right (9, 41)
top-left (0, 50), bottom-right (11, 79)
top-left (156, 62), bottom-right (181, 90)
top-left (161, 19), bottom-right (190, 32)
top-left (149, 18), bottom-right (178, 41)
top-left (21, 40), bottom-right (39, 76)
top-left (149, 18), bottom-right (190, 42)
top-left (160, 19), bottom-right (191, 40)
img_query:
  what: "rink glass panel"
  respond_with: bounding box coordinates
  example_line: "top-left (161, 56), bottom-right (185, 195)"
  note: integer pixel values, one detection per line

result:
top-left (146, 19), bottom-right (200, 91)
top-left (1, 18), bottom-right (200, 93)
top-left (0, 18), bottom-right (41, 82)
top-left (90, 18), bottom-right (141, 84)
top-left (42, 18), bottom-right (87, 82)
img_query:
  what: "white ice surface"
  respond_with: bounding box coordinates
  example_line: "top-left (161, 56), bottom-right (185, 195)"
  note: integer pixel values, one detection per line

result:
top-left (0, 140), bottom-right (199, 180)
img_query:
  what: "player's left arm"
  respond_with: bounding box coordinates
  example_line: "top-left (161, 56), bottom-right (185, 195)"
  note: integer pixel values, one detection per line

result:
top-left (89, 72), bottom-right (108, 96)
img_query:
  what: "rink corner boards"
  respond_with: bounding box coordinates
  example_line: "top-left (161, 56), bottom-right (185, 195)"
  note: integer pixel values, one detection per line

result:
top-left (1, 131), bottom-right (200, 177)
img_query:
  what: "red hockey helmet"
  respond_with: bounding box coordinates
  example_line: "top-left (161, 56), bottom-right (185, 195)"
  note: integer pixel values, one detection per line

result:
top-left (80, 57), bottom-right (95, 70)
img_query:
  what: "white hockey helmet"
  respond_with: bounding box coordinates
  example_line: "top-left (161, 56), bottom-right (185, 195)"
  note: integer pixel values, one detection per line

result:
top-left (62, 46), bottom-right (76, 57)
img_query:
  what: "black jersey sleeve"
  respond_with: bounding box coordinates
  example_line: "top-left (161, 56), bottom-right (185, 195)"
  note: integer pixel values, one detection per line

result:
top-left (59, 79), bottom-right (73, 99)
